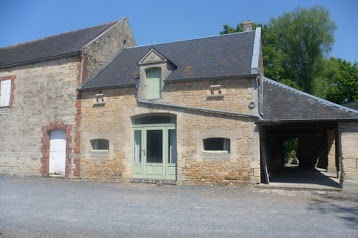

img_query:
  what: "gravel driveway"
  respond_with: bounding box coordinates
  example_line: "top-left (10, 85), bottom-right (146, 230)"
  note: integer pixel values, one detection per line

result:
top-left (0, 175), bottom-right (357, 238)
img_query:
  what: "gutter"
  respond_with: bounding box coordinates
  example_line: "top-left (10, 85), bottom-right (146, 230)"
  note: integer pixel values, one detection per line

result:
top-left (257, 76), bottom-right (264, 118)
top-left (256, 118), bottom-right (358, 125)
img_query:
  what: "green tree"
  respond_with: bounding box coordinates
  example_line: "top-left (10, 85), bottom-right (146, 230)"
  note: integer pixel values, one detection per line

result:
top-left (221, 6), bottom-right (336, 94)
top-left (268, 6), bottom-right (336, 93)
top-left (323, 58), bottom-right (358, 104)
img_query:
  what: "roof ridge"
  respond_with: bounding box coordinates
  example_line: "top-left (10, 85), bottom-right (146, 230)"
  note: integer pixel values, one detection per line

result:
top-left (0, 20), bottom-right (118, 50)
top-left (126, 30), bottom-right (255, 50)
top-left (263, 77), bottom-right (358, 115)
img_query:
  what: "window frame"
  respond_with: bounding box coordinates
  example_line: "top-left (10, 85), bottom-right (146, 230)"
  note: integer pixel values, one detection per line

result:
top-left (203, 137), bottom-right (231, 153)
top-left (90, 139), bottom-right (110, 152)
top-left (0, 76), bottom-right (15, 109)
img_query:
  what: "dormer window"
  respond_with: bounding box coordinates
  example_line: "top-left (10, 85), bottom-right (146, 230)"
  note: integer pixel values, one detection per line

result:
top-left (138, 48), bottom-right (176, 101)
top-left (145, 68), bottom-right (161, 100)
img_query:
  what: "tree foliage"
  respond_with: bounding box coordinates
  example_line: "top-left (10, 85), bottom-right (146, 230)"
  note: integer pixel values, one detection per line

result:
top-left (268, 6), bottom-right (336, 93)
top-left (220, 6), bottom-right (337, 94)
top-left (323, 58), bottom-right (358, 104)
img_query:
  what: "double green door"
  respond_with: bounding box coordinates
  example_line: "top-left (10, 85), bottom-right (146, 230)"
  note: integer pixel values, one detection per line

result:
top-left (133, 124), bottom-right (176, 180)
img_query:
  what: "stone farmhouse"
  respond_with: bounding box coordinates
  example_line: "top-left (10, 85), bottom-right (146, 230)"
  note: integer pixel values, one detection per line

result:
top-left (1, 19), bottom-right (358, 188)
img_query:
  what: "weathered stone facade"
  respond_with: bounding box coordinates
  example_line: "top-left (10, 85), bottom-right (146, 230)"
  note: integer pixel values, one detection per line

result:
top-left (340, 122), bottom-right (358, 186)
top-left (83, 18), bottom-right (136, 81)
top-left (79, 78), bottom-right (261, 185)
top-left (0, 57), bottom-right (80, 176)
top-left (0, 19), bottom-right (135, 177)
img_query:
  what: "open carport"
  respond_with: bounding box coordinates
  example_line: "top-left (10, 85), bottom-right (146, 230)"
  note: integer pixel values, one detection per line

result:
top-left (259, 121), bottom-right (341, 189)
top-left (259, 78), bottom-right (358, 189)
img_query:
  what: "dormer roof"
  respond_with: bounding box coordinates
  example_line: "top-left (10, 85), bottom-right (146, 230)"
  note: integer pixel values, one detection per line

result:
top-left (138, 48), bottom-right (171, 66)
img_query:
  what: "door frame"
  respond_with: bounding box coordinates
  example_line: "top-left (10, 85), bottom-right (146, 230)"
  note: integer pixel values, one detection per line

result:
top-left (132, 123), bottom-right (176, 180)
top-left (41, 123), bottom-right (72, 177)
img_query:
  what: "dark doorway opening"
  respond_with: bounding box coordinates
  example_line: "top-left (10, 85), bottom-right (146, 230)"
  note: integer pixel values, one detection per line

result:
top-left (260, 122), bottom-right (341, 189)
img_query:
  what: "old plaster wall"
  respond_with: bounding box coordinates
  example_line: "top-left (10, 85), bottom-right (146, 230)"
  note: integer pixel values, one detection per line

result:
top-left (83, 18), bottom-right (136, 80)
top-left (0, 57), bottom-right (80, 176)
top-left (340, 122), bottom-right (358, 186)
top-left (79, 78), bottom-right (260, 185)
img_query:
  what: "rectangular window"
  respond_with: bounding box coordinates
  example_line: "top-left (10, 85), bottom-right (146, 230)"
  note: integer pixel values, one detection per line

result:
top-left (203, 138), bottom-right (230, 152)
top-left (91, 139), bottom-right (109, 151)
top-left (134, 130), bottom-right (142, 163)
top-left (168, 129), bottom-right (177, 163)
top-left (0, 79), bottom-right (11, 107)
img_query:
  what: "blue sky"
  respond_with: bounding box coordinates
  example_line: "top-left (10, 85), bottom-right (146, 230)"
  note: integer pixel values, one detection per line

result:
top-left (1, 0), bottom-right (357, 62)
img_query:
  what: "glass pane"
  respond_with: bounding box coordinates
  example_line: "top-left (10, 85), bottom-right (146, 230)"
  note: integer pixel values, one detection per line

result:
top-left (203, 138), bottom-right (230, 152)
top-left (134, 116), bottom-right (173, 125)
top-left (168, 129), bottom-right (177, 163)
top-left (134, 131), bottom-right (141, 163)
top-left (146, 130), bottom-right (163, 163)
top-left (91, 139), bottom-right (109, 151)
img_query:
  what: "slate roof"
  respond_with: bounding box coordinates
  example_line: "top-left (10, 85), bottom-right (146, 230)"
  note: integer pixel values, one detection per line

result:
top-left (343, 101), bottom-right (358, 110)
top-left (261, 77), bottom-right (358, 121)
top-left (0, 21), bottom-right (117, 68)
top-left (81, 31), bottom-right (256, 90)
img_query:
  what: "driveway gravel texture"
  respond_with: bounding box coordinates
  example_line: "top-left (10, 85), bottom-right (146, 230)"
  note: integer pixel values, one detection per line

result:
top-left (0, 175), bottom-right (357, 238)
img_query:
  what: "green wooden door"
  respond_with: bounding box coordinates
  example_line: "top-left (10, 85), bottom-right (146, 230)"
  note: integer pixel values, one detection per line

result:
top-left (133, 124), bottom-right (176, 180)
top-left (146, 68), bottom-right (161, 99)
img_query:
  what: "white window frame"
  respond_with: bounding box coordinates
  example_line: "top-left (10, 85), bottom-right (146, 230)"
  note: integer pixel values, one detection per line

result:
top-left (90, 139), bottom-right (110, 152)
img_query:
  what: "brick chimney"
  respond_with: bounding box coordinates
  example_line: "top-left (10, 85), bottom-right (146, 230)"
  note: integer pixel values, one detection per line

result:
top-left (243, 20), bottom-right (253, 32)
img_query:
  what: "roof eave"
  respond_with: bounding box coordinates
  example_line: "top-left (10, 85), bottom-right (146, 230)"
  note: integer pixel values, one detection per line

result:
top-left (0, 51), bottom-right (82, 69)
top-left (257, 118), bottom-right (358, 125)
top-left (79, 82), bottom-right (136, 92)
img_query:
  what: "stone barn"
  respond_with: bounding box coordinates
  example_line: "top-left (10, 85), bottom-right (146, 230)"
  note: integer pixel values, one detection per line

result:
top-left (0, 18), bottom-right (135, 177)
top-left (78, 23), bottom-right (358, 188)
top-left (1, 19), bottom-right (358, 189)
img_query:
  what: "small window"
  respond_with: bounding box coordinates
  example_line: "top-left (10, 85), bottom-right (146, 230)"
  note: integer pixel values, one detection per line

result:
top-left (203, 138), bottom-right (230, 152)
top-left (91, 139), bottom-right (109, 151)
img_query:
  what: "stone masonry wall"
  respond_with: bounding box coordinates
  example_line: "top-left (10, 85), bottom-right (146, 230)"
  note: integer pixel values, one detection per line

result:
top-left (79, 78), bottom-right (260, 185)
top-left (0, 57), bottom-right (80, 176)
top-left (158, 78), bottom-right (257, 115)
top-left (340, 122), bottom-right (358, 186)
top-left (83, 18), bottom-right (136, 81)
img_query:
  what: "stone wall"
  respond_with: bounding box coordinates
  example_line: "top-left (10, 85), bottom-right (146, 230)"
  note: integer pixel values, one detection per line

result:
top-left (83, 18), bottom-right (136, 81)
top-left (153, 78), bottom-right (258, 115)
top-left (340, 122), bottom-right (358, 187)
top-left (0, 57), bottom-right (80, 176)
top-left (79, 78), bottom-right (260, 185)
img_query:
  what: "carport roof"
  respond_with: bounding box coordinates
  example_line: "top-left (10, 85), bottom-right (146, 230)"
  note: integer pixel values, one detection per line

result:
top-left (261, 77), bottom-right (358, 122)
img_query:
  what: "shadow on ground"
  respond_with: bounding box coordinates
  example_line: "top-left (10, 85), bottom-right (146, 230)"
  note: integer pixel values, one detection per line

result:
top-left (307, 193), bottom-right (358, 229)
top-left (271, 167), bottom-right (340, 187)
